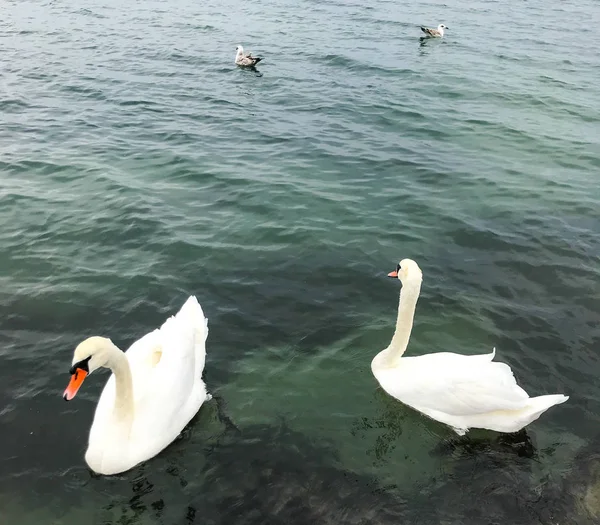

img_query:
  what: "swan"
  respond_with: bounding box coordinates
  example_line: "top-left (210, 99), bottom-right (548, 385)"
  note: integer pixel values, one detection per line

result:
top-left (371, 259), bottom-right (568, 435)
top-left (63, 296), bottom-right (210, 475)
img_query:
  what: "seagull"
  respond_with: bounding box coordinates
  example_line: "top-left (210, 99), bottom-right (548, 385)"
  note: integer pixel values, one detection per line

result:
top-left (235, 45), bottom-right (263, 67)
top-left (420, 24), bottom-right (448, 38)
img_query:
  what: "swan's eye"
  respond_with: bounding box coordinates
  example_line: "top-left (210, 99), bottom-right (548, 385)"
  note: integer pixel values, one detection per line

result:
top-left (396, 263), bottom-right (401, 272)
top-left (69, 355), bottom-right (91, 375)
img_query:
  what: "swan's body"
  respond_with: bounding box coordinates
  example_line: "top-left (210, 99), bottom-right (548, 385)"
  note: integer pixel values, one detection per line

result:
top-left (64, 296), bottom-right (210, 475)
top-left (371, 260), bottom-right (568, 435)
top-left (235, 44), bottom-right (263, 67)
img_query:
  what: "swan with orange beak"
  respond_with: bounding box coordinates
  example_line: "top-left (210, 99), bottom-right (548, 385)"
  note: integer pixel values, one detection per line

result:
top-left (62, 296), bottom-right (210, 475)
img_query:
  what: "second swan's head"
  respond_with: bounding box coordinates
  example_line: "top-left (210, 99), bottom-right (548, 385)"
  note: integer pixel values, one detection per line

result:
top-left (388, 258), bottom-right (423, 284)
top-left (63, 336), bottom-right (114, 401)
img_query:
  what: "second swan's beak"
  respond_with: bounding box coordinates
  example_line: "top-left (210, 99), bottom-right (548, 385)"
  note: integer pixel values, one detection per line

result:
top-left (387, 270), bottom-right (398, 278)
top-left (63, 369), bottom-right (88, 401)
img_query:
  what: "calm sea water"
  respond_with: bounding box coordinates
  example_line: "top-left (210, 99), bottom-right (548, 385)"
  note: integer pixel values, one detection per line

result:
top-left (1, 0), bottom-right (599, 523)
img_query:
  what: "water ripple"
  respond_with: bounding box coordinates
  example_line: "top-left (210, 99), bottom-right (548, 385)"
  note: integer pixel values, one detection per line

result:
top-left (1, 0), bottom-right (600, 522)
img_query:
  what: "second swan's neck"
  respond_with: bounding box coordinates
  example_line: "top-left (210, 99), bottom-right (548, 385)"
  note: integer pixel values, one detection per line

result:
top-left (106, 345), bottom-right (135, 424)
top-left (385, 279), bottom-right (422, 367)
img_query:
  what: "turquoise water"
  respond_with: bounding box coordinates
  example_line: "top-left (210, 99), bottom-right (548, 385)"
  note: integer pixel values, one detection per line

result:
top-left (1, 0), bottom-right (599, 523)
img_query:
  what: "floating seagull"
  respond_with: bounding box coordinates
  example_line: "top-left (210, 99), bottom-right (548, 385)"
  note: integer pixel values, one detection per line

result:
top-left (235, 45), bottom-right (263, 67)
top-left (420, 24), bottom-right (448, 38)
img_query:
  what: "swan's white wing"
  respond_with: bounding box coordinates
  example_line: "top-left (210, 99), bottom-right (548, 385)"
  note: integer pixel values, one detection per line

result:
top-left (159, 295), bottom-right (208, 381)
top-left (380, 352), bottom-right (530, 416)
top-left (131, 297), bottom-right (207, 427)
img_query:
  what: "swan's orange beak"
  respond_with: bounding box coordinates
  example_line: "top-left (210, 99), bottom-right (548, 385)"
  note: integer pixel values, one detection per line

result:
top-left (388, 270), bottom-right (398, 278)
top-left (63, 369), bottom-right (88, 401)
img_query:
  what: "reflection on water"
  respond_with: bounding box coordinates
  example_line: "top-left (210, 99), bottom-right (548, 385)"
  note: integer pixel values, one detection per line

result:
top-left (351, 388), bottom-right (408, 465)
top-left (2, 0), bottom-right (600, 522)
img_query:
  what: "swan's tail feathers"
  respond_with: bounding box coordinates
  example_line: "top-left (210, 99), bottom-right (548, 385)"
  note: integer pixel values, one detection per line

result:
top-left (516, 394), bottom-right (569, 429)
top-left (470, 346), bottom-right (497, 363)
top-left (527, 394), bottom-right (569, 413)
top-left (179, 296), bottom-right (209, 338)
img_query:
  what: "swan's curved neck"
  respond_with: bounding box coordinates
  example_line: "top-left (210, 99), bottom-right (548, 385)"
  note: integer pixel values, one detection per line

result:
top-left (104, 344), bottom-right (134, 424)
top-left (385, 279), bottom-right (422, 366)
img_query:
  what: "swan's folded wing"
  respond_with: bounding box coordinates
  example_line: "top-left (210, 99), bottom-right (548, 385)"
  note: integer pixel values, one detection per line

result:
top-left (389, 355), bottom-right (530, 416)
top-left (134, 297), bottom-right (207, 417)
top-left (149, 314), bottom-right (196, 392)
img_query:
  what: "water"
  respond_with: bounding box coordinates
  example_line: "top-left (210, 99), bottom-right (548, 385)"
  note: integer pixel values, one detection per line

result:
top-left (1, 0), bottom-right (599, 522)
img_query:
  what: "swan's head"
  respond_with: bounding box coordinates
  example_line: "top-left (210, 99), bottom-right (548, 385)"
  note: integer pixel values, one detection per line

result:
top-left (388, 259), bottom-right (422, 284)
top-left (236, 45), bottom-right (244, 54)
top-left (63, 336), bottom-right (114, 401)
top-left (438, 24), bottom-right (448, 31)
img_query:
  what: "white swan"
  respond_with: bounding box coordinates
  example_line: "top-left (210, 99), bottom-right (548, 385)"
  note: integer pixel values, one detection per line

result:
top-left (371, 259), bottom-right (568, 435)
top-left (63, 296), bottom-right (210, 475)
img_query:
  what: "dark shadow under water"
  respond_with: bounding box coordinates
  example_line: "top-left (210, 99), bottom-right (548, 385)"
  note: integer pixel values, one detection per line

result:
top-left (532, 434), bottom-right (600, 525)
top-left (238, 65), bottom-right (263, 77)
top-left (5, 409), bottom-right (600, 525)
top-left (186, 421), bottom-right (407, 525)
top-left (419, 430), bottom-right (546, 525)
top-left (156, 421), bottom-right (600, 525)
